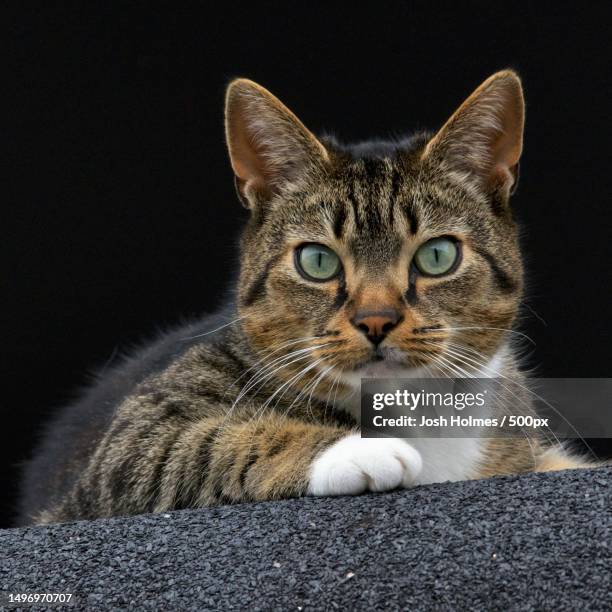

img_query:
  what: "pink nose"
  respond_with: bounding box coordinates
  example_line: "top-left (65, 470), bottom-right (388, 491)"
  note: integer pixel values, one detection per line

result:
top-left (351, 309), bottom-right (402, 346)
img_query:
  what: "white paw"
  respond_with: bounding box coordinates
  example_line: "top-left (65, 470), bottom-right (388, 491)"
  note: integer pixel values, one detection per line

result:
top-left (307, 435), bottom-right (422, 496)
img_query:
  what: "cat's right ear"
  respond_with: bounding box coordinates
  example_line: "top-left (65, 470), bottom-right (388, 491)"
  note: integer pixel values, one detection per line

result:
top-left (421, 70), bottom-right (525, 200)
top-left (225, 79), bottom-right (329, 208)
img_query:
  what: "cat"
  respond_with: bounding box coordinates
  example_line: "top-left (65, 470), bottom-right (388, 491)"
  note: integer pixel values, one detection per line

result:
top-left (17, 70), bottom-right (594, 525)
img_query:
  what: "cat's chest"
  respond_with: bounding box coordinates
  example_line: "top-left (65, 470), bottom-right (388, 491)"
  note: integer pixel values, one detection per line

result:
top-left (333, 351), bottom-right (507, 484)
top-left (337, 394), bottom-right (484, 483)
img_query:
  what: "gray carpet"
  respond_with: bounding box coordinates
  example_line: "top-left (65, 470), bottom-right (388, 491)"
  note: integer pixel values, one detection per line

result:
top-left (1, 468), bottom-right (610, 611)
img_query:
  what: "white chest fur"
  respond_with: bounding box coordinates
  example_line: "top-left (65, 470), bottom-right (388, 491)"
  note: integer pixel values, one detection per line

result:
top-left (322, 349), bottom-right (507, 486)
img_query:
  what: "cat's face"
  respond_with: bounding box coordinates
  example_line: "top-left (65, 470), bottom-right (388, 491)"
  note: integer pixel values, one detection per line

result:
top-left (226, 72), bottom-right (524, 390)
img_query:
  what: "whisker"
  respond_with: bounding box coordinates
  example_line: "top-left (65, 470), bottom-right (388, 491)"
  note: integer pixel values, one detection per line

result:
top-left (260, 357), bottom-right (328, 414)
top-left (439, 342), bottom-right (582, 452)
top-left (223, 336), bottom-right (323, 400)
top-left (323, 371), bottom-right (343, 424)
top-left (180, 315), bottom-right (246, 341)
top-left (230, 344), bottom-right (333, 411)
top-left (216, 343), bottom-right (333, 438)
top-left (246, 357), bottom-right (329, 442)
top-left (286, 362), bottom-right (336, 421)
top-left (426, 349), bottom-right (542, 466)
top-left (437, 326), bottom-right (536, 346)
top-left (522, 303), bottom-right (548, 327)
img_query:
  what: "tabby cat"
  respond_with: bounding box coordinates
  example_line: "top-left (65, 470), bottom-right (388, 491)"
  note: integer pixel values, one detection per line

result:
top-left (18, 70), bottom-right (592, 525)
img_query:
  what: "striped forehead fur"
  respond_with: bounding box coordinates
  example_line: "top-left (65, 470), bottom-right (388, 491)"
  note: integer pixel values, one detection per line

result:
top-left (227, 72), bottom-right (524, 381)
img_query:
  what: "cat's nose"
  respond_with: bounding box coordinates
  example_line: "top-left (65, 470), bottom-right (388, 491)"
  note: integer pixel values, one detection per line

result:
top-left (351, 309), bottom-right (403, 346)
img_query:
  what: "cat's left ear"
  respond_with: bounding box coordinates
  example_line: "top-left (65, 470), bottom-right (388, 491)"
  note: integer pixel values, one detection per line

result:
top-left (421, 70), bottom-right (525, 199)
top-left (225, 79), bottom-right (329, 208)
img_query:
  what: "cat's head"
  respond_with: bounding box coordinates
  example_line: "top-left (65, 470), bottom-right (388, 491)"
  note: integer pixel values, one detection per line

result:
top-left (225, 71), bottom-right (524, 390)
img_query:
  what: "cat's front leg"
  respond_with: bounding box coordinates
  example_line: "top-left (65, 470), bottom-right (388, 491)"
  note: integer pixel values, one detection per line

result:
top-left (307, 435), bottom-right (422, 496)
top-left (177, 419), bottom-right (421, 505)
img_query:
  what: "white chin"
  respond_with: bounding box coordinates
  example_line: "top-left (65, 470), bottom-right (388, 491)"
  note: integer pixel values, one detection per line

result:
top-left (353, 360), bottom-right (413, 377)
top-left (339, 359), bottom-right (432, 393)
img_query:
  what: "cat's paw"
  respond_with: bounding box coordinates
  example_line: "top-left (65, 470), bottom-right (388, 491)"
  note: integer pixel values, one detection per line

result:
top-left (307, 435), bottom-right (422, 496)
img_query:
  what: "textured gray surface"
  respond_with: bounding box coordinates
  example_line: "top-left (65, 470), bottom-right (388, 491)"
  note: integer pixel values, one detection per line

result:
top-left (1, 468), bottom-right (610, 611)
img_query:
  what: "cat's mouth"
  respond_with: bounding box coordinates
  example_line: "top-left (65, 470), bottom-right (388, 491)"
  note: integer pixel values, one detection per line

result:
top-left (372, 347), bottom-right (392, 361)
top-left (337, 348), bottom-right (430, 388)
top-left (350, 347), bottom-right (416, 376)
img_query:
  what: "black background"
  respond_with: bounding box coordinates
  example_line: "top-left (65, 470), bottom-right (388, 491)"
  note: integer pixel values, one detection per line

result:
top-left (5, 3), bottom-right (612, 527)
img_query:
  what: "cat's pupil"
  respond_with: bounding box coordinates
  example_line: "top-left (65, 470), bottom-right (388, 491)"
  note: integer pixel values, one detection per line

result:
top-left (413, 238), bottom-right (458, 276)
top-left (296, 244), bottom-right (341, 281)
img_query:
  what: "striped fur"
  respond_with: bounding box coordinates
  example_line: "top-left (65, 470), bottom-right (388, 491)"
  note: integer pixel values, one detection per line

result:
top-left (18, 71), bottom-right (595, 525)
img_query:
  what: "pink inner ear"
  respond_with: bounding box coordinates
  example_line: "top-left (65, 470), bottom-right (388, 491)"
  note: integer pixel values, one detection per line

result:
top-left (227, 105), bottom-right (269, 191)
top-left (491, 162), bottom-right (515, 190)
top-left (232, 148), bottom-right (268, 192)
top-left (422, 72), bottom-right (524, 195)
top-left (493, 106), bottom-right (523, 169)
top-left (226, 79), bottom-right (330, 203)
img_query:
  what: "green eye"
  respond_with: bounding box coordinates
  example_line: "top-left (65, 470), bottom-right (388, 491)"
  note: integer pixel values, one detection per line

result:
top-left (414, 237), bottom-right (459, 276)
top-left (296, 244), bottom-right (341, 281)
